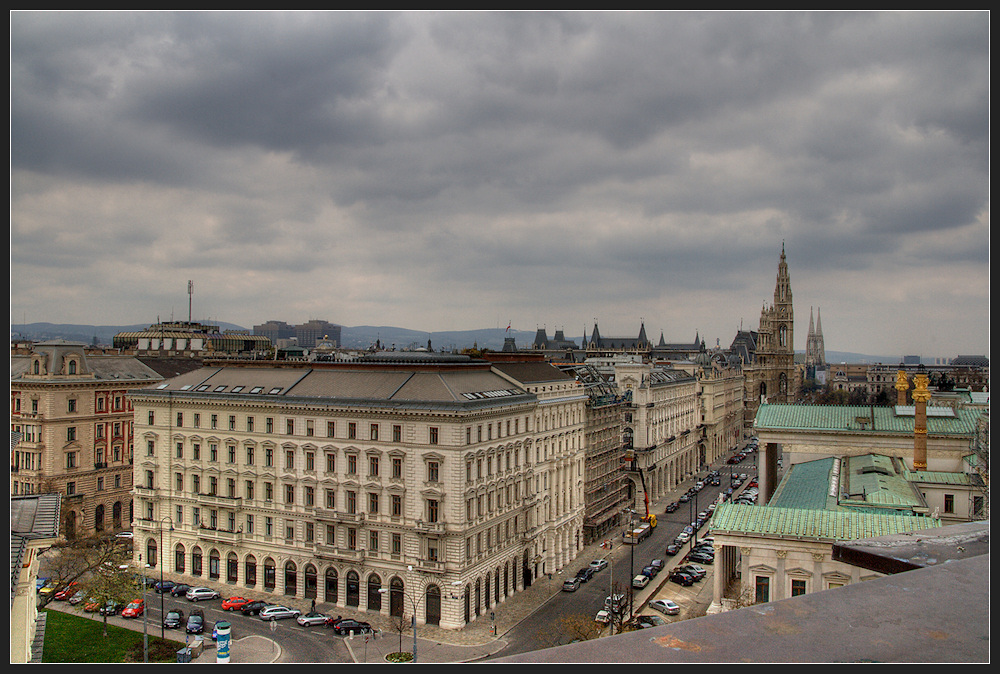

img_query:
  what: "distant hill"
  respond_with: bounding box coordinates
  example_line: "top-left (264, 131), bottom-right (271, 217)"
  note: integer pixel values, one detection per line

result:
top-left (8, 322), bottom-right (936, 363)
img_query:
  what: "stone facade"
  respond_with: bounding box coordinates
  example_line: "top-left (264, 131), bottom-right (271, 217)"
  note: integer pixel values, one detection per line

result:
top-left (11, 341), bottom-right (163, 538)
top-left (128, 356), bottom-right (586, 630)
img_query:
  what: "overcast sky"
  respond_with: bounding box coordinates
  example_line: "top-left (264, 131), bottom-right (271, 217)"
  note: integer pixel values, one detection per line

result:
top-left (11, 11), bottom-right (990, 358)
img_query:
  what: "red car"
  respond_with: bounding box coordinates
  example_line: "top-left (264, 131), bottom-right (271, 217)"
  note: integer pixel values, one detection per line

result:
top-left (222, 596), bottom-right (252, 611)
top-left (54, 582), bottom-right (81, 601)
top-left (122, 599), bottom-right (145, 618)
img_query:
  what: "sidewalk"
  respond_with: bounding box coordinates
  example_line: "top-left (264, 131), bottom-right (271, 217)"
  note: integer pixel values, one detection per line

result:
top-left (54, 449), bottom-right (752, 664)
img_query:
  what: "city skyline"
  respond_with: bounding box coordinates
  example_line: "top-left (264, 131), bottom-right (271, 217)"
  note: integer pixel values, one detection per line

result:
top-left (11, 11), bottom-right (990, 357)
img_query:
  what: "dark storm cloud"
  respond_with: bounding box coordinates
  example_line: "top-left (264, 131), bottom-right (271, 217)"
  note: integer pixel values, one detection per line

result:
top-left (10, 11), bottom-right (989, 356)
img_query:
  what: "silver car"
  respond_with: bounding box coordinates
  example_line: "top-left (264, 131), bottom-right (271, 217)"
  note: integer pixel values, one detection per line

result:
top-left (185, 587), bottom-right (220, 602)
top-left (259, 605), bottom-right (301, 621)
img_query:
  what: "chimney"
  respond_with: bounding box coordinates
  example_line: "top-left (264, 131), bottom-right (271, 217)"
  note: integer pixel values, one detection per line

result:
top-left (912, 369), bottom-right (931, 471)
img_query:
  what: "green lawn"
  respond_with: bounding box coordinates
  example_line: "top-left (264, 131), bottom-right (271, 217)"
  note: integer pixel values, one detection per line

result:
top-left (42, 609), bottom-right (185, 663)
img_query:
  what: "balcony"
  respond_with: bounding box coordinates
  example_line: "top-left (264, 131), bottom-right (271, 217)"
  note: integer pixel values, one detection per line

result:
top-left (196, 526), bottom-right (243, 544)
top-left (414, 520), bottom-right (447, 534)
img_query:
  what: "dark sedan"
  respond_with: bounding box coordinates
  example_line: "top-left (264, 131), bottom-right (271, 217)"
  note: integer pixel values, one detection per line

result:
top-left (332, 619), bottom-right (373, 635)
top-left (669, 571), bottom-right (696, 587)
top-left (240, 600), bottom-right (271, 616)
top-left (170, 584), bottom-right (191, 597)
top-left (163, 609), bottom-right (185, 629)
top-left (575, 567), bottom-right (595, 582)
top-left (186, 610), bottom-right (206, 634)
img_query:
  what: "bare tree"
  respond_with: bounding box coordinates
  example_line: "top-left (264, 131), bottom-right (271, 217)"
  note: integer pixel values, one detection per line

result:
top-left (38, 532), bottom-right (132, 609)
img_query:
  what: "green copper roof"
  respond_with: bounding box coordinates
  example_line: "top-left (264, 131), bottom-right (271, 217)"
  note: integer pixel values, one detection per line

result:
top-left (769, 457), bottom-right (837, 511)
top-left (710, 502), bottom-right (941, 541)
top-left (754, 403), bottom-right (979, 437)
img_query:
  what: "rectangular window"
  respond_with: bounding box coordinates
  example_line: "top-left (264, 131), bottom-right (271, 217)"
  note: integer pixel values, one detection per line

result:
top-left (148, 411), bottom-right (155, 425)
top-left (246, 480), bottom-right (255, 500)
top-left (264, 482), bottom-right (273, 502)
top-left (286, 419), bottom-right (295, 435)
top-left (67, 427), bottom-right (77, 442)
top-left (326, 489), bottom-right (336, 509)
top-left (347, 490), bottom-right (357, 514)
top-left (348, 422), bottom-right (357, 440)
top-left (392, 457), bottom-right (403, 479)
top-left (193, 474), bottom-right (201, 494)
top-left (392, 533), bottom-right (402, 555)
top-left (429, 426), bottom-right (439, 445)
top-left (370, 424), bottom-right (379, 441)
top-left (67, 398), bottom-right (77, 413)
top-left (326, 453), bottom-right (336, 473)
top-left (427, 499), bottom-right (439, 523)
top-left (246, 446), bottom-right (255, 465)
top-left (391, 494), bottom-right (402, 517)
top-left (265, 517), bottom-right (273, 537)
top-left (175, 473), bottom-right (184, 491)
top-left (193, 413), bottom-right (200, 428)
top-left (348, 527), bottom-right (357, 550)
top-left (176, 412), bottom-right (183, 427)
top-left (193, 443), bottom-right (201, 460)
top-left (428, 461), bottom-right (439, 483)
top-left (229, 415), bottom-right (236, 431)
top-left (246, 514), bottom-right (254, 534)
top-left (210, 444), bottom-right (218, 462)
top-left (327, 421), bottom-right (336, 438)
top-left (228, 445), bottom-right (236, 464)
top-left (791, 579), bottom-right (807, 597)
top-left (368, 492), bottom-right (379, 514)
top-left (306, 451), bottom-right (315, 472)
top-left (306, 420), bottom-right (314, 437)
top-left (327, 525), bottom-right (336, 544)
top-left (369, 530), bottom-right (379, 552)
top-left (944, 494), bottom-right (955, 513)
top-left (285, 484), bottom-right (295, 504)
top-left (285, 449), bottom-right (295, 470)
top-left (348, 455), bottom-right (357, 475)
top-left (266, 417), bottom-right (274, 434)
top-left (211, 414), bottom-right (218, 429)
top-left (369, 456), bottom-right (379, 477)
top-left (265, 446), bottom-right (273, 467)
top-left (755, 576), bottom-right (770, 603)
top-left (246, 416), bottom-right (254, 432)
top-left (305, 522), bottom-right (314, 542)
top-left (393, 425), bottom-right (402, 443)
top-left (305, 486), bottom-right (315, 507)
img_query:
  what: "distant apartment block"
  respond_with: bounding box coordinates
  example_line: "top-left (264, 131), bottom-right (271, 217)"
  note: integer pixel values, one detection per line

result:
top-left (114, 321), bottom-right (272, 356)
top-left (254, 319), bottom-right (341, 349)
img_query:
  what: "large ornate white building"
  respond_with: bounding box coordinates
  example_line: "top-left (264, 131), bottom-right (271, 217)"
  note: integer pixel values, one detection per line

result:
top-left (128, 353), bottom-right (585, 629)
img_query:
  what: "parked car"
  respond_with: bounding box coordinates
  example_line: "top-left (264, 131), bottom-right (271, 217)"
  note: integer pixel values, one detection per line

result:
top-left (589, 559), bottom-right (608, 572)
top-left (632, 574), bottom-right (650, 589)
top-left (38, 579), bottom-right (58, 597)
top-left (678, 564), bottom-right (707, 580)
top-left (54, 582), bottom-right (81, 601)
top-left (650, 559), bottom-right (665, 573)
top-left (222, 596), bottom-right (252, 611)
top-left (122, 599), bottom-right (145, 618)
top-left (163, 609), bottom-right (185, 629)
top-left (595, 609), bottom-right (611, 624)
top-left (675, 532), bottom-right (690, 543)
top-left (669, 571), bottom-right (696, 586)
top-left (241, 601), bottom-right (271, 616)
top-left (665, 543), bottom-right (682, 556)
top-left (665, 501), bottom-right (679, 513)
top-left (186, 587), bottom-right (220, 602)
top-left (575, 567), bottom-right (595, 582)
top-left (687, 551), bottom-right (715, 565)
top-left (296, 612), bottom-right (329, 627)
top-left (99, 600), bottom-right (124, 616)
top-left (83, 598), bottom-right (103, 612)
top-left (154, 580), bottom-right (176, 594)
top-left (68, 590), bottom-right (87, 605)
top-left (331, 619), bottom-right (373, 635)
top-left (259, 606), bottom-right (301, 621)
top-left (640, 565), bottom-right (657, 578)
top-left (648, 599), bottom-right (681, 615)
top-left (562, 577), bottom-right (582, 592)
top-left (186, 609), bottom-right (206, 634)
top-left (635, 614), bottom-right (667, 628)
top-left (170, 584), bottom-right (191, 597)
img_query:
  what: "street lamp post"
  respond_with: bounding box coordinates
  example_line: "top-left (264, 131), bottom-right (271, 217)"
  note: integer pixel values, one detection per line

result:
top-left (158, 516), bottom-right (174, 640)
top-left (378, 565), bottom-right (420, 662)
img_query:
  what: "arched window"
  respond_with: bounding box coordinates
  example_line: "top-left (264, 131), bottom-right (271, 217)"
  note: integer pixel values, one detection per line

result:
top-left (304, 564), bottom-right (317, 599)
top-left (367, 574), bottom-right (382, 611)
top-left (147, 538), bottom-right (158, 568)
top-left (245, 555), bottom-right (257, 587)
top-left (425, 585), bottom-right (441, 626)
top-left (264, 558), bottom-right (276, 591)
top-left (113, 501), bottom-right (123, 529)
top-left (209, 549), bottom-right (221, 579)
top-left (192, 547), bottom-right (203, 576)
top-left (325, 568), bottom-right (339, 603)
top-left (346, 571), bottom-right (360, 607)
top-left (389, 577), bottom-right (404, 617)
top-left (284, 561), bottom-right (297, 596)
top-left (175, 544), bottom-right (186, 573)
top-left (227, 552), bottom-right (239, 583)
top-left (94, 504), bottom-right (105, 532)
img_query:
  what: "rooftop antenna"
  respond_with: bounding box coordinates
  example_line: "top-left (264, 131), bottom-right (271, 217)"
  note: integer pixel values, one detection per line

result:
top-left (188, 280), bottom-right (194, 324)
